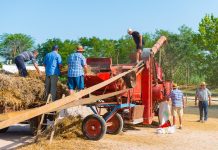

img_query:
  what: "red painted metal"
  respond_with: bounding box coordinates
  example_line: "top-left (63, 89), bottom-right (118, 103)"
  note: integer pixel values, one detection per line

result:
top-left (151, 36), bottom-right (167, 55)
top-left (155, 63), bottom-right (163, 81)
top-left (141, 57), bottom-right (153, 124)
top-left (85, 118), bottom-right (102, 137)
top-left (164, 81), bottom-right (172, 96)
top-left (106, 115), bottom-right (120, 133)
top-left (86, 57), bottom-right (112, 70)
top-left (152, 84), bottom-right (164, 101)
top-left (84, 36), bottom-right (167, 125)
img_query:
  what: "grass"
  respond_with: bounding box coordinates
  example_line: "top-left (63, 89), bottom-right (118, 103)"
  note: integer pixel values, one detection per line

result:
top-left (180, 85), bottom-right (218, 96)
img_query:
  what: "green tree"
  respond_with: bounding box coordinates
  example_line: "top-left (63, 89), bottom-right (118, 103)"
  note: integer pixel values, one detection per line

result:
top-left (194, 14), bottom-right (218, 85)
top-left (38, 38), bottom-right (78, 65)
top-left (0, 33), bottom-right (34, 59)
top-left (194, 14), bottom-right (218, 51)
top-left (154, 26), bottom-right (201, 85)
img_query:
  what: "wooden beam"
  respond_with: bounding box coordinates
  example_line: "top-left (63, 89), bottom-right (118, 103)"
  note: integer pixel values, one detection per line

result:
top-left (56, 88), bottom-right (130, 111)
top-left (0, 109), bottom-right (34, 121)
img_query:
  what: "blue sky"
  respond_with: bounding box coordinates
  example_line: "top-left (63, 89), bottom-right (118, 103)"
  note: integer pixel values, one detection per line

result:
top-left (0, 0), bottom-right (217, 44)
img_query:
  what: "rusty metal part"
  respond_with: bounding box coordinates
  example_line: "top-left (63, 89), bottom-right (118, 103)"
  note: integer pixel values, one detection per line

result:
top-left (123, 71), bottom-right (137, 88)
top-left (151, 36), bottom-right (167, 55)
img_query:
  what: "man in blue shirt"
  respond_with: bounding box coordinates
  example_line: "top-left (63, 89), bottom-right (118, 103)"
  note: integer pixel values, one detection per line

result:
top-left (15, 50), bottom-right (41, 77)
top-left (67, 45), bottom-right (87, 94)
top-left (169, 83), bottom-right (185, 129)
top-left (43, 45), bottom-right (62, 101)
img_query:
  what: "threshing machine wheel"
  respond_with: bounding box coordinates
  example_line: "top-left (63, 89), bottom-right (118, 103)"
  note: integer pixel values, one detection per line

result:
top-left (104, 113), bottom-right (123, 135)
top-left (82, 114), bottom-right (106, 140)
top-left (0, 127), bottom-right (9, 133)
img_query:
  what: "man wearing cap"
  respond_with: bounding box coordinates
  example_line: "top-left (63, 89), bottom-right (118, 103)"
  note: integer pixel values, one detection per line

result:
top-left (44, 45), bottom-right (62, 101)
top-left (169, 83), bottom-right (185, 129)
top-left (195, 82), bottom-right (211, 123)
top-left (14, 50), bottom-right (41, 77)
top-left (67, 45), bottom-right (87, 94)
top-left (127, 28), bottom-right (145, 63)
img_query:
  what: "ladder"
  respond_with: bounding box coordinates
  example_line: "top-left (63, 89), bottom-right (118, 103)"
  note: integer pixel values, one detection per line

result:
top-left (34, 94), bottom-right (63, 144)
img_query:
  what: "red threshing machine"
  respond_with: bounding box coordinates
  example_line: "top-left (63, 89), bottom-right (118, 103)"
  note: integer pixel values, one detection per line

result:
top-left (0, 36), bottom-right (171, 141)
top-left (81, 36), bottom-right (172, 140)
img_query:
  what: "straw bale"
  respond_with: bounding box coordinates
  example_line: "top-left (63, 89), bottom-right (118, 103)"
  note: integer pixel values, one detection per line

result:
top-left (0, 71), bottom-right (68, 109)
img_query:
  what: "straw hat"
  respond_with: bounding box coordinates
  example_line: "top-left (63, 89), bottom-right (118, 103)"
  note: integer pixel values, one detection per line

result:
top-left (77, 45), bottom-right (85, 52)
top-left (200, 82), bottom-right (206, 86)
top-left (172, 83), bottom-right (178, 88)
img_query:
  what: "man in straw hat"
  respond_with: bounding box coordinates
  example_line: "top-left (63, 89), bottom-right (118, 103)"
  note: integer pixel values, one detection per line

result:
top-left (67, 45), bottom-right (88, 94)
top-left (195, 82), bottom-right (211, 123)
top-left (169, 83), bottom-right (185, 129)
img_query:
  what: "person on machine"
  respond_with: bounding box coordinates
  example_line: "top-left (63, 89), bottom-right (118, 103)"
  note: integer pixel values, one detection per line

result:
top-left (127, 28), bottom-right (145, 63)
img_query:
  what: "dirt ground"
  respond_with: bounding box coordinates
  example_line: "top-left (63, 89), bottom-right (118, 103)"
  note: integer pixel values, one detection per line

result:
top-left (16, 100), bottom-right (218, 150)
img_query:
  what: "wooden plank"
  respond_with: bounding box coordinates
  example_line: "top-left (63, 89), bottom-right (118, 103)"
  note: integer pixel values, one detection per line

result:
top-left (0, 89), bottom-right (128, 122)
top-left (55, 89), bottom-right (129, 111)
top-left (0, 109), bottom-right (36, 122)
top-left (0, 66), bottom-right (139, 129)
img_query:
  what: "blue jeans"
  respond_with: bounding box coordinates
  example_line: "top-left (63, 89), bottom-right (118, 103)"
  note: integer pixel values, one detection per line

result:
top-left (15, 56), bottom-right (28, 77)
top-left (198, 101), bottom-right (208, 121)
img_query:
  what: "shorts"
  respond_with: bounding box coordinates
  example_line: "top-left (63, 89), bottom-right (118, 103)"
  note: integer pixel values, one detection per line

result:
top-left (136, 44), bottom-right (144, 50)
top-left (67, 76), bottom-right (84, 90)
top-left (172, 106), bottom-right (183, 117)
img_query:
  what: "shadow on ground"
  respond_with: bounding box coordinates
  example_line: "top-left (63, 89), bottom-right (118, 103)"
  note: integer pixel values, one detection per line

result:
top-left (184, 104), bottom-right (218, 119)
top-left (0, 124), bottom-right (33, 150)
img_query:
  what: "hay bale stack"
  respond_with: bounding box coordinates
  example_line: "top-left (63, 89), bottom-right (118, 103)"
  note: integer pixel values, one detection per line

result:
top-left (0, 71), bottom-right (69, 110)
top-left (0, 73), bottom-right (45, 109)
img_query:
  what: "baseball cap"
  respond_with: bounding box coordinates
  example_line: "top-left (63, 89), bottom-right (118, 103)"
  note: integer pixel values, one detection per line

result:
top-left (127, 28), bottom-right (133, 33)
top-left (52, 45), bottom-right (59, 50)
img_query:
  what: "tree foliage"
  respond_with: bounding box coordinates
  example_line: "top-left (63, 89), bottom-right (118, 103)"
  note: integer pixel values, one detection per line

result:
top-left (37, 38), bottom-right (78, 65)
top-left (194, 14), bottom-right (218, 85)
top-left (0, 14), bottom-right (217, 86)
top-left (0, 33), bottom-right (34, 59)
top-left (154, 25), bottom-right (201, 84)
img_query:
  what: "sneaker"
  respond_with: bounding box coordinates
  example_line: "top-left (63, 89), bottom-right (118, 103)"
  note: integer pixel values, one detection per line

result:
top-left (178, 125), bottom-right (182, 130)
top-left (200, 120), bottom-right (204, 123)
top-left (197, 120), bottom-right (202, 122)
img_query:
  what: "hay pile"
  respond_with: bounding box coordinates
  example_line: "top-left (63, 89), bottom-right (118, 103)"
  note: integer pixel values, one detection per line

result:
top-left (54, 116), bottom-right (82, 139)
top-left (0, 71), bottom-right (68, 109)
top-left (0, 73), bottom-right (45, 108)
top-left (38, 116), bottom-right (82, 141)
